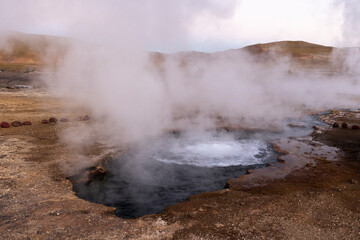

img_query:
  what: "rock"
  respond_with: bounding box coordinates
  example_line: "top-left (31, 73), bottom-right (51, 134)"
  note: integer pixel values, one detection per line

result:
top-left (305, 163), bottom-right (313, 167)
top-left (332, 122), bottom-right (339, 128)
top-left (350, 179), bottom-right (358, 184)
top-left (60, 118), bottom-right (68, 122)
top-left (88, 166), bottom-right (107, 181)
top-left (224, 180), bottom-right (231, 189)
top-left (11, 121), bottom-right (22, 127)
top-left (49, 117), bottom-right (58, 123)
top-left (77, 116), bottom-right (83, 121)
top-left (341, 122), bottom-right (348, 129)
top-left (313, 126), bottom-right (320, 130)
top-left (22, 121), bottom-right (32, 126)
top-left (246, 169), bottom-right (253, 174)
top-left (288, 123), bottom-right (306, 128)
top-left (352, 125), bottom-right (359, 130)
top-left (83, 115), bottom-right (90, 121)
top-left (1, 122), bottom-right (10, 128)
top-left (41, 119), bottom-right (49, 124)
top-left (266, 163), bottom-right (272, 167)
top-left (278, 159), bottom-right (285, 163)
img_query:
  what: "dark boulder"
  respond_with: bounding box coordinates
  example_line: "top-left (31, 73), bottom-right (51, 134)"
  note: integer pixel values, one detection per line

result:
top-left (332, 122), bottom-right (339, 128)
top-left (341, 122), bottom-right (348, 129)
top-left (22, 121), bottom-right (32, 126)
top-left (83, 115), bottom-right (90, 121)
top-left (60, 118), bottom-right (68, 122)
top-left (1, 122), bottom-right (10, 128)
top-left (41, 119), bottom-right (49, 124)
top-left (49, 117), bottom-right (58, 123)
top-left (11, 121), bottom-right (22, 127)
top-left (352, 125), bottom-right (359, 130)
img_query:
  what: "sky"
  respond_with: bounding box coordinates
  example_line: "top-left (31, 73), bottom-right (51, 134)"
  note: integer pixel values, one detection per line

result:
top-left (0, 0), bottom-right (353, 52)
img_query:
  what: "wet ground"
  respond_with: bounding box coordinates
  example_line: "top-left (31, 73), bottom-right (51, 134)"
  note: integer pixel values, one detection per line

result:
top-left (0, 74), bottom-right (359, 239)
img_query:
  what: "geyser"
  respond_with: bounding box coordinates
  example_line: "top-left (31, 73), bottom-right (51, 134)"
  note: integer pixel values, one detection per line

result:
top-left (70, 115), bottom-right (325, 218)
top-left (72, 129), bottom-right (278, 218)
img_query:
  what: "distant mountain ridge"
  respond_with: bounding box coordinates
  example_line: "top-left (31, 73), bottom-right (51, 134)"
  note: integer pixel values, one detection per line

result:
top-left (0, 32), bottom-right (348, 73)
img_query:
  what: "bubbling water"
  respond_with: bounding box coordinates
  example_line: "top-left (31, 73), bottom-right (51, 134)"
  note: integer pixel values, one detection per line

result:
top-left (154, 138), bottom-right (270, 167)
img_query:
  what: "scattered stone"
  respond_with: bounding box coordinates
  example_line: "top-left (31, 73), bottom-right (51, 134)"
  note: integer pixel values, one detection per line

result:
top-left (41, 119), bottom-right (49, 124)
top-left (11, 121), bottom-right (22, 127)
top-left (1, 122), bottom-right (10, 128)
top-left (83, 115), bottom-right (90, 121)
top-left (350, 179), bottom-right (358, 184)
top-left (341, 122), bottom-right (348, 129)
top-left (278, 159), bottom-right (285, 163)
top-left (313, 126), bottom-right (320, 130)
top-left (288, 123), bottom-right (306, 128)
top-left (22, 121), bottom-right (32, 126)
top-left (171, 130), bottom-right (181, 136)
top-left (60, 118), bottom-right (68, 122)
top-left (266, 163), bottom-right (272, 167)
top-left (332, 122), bottom-right (339, 128)
top-left (88, 166), bottom-right (107, 181)
top-left (352, 125), bottom-right (359, 130)
top-left (305, 163), bottom-right (313, 168)
top-left (49, 117), bottom-right (58, 123)
top-left (77, 116), bottom-right (83, 121)
top-left (246, 169), bottom-right (253, 174)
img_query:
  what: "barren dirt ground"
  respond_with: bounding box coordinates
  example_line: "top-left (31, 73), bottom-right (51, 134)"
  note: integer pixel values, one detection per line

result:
top-left (0, 81), bottom-right (359, 239)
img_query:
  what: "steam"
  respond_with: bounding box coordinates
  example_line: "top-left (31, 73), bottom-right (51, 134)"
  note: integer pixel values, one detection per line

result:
top-left (1, 1), bottom-right (360, 147)
top-left (40, 0), bottom-right (360, 145)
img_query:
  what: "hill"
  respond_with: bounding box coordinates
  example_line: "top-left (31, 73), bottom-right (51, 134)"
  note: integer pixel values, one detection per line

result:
top-left (0, 32), bottom-right (348, 74)
top-left (0, 32), bottom-right (69, 72)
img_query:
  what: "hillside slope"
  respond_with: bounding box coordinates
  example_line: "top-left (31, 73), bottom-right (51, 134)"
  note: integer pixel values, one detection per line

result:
top-left (0, 32), bottom-right (69, 72)
top-left (0, 32), bottom-right (348, 74)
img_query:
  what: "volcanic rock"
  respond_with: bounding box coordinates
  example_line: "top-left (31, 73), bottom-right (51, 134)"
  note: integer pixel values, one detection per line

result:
top-left (11, 121), bottom-right (22, 127)
top-left (41, 119), bottom-right (49, 124)
top-left (49, 117), bottom-right (58, 123)
top-left (351, 125), bottom-right (359, 130)
top-left (88, 166), bottom-right (107, 181)
top-left (22, 121), bottom-right (32, 126)
top-left (288, 123), bottom-right (306, 128)
top-left (1, 122), bottom-right (10, 128)
top-left (341, 122), bottom-right (348, 129)
top-left (246, 169), bottom-right (253, 174)
top-left (332, 122), bottom-right (339, 128)
top-left (350, 179), bottom-right (358, 184)
top-left (60, 118), bottom-right (68, 122)
top-left (83, 115), bottom-right (90, 121)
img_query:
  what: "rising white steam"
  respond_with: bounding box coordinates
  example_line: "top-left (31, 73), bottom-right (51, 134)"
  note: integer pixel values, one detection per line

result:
top-left (1, 0), bottom-right (359, 145)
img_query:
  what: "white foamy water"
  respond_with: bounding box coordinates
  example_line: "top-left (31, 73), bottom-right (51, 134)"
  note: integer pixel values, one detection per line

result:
top-left (153, 138), bottom-right (270, 167)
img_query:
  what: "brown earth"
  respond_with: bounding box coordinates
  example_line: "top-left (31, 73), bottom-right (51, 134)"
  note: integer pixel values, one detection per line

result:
top-left (0, 72), bottom-right (359, 239)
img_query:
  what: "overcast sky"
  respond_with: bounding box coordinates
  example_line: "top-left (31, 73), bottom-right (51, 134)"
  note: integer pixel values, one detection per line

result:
top-left (0, 0), bottom-right (356, 52)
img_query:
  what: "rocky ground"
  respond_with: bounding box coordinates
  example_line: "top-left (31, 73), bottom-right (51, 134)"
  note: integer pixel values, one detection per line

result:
top-left (0, 72), bottom-right (359, 239)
